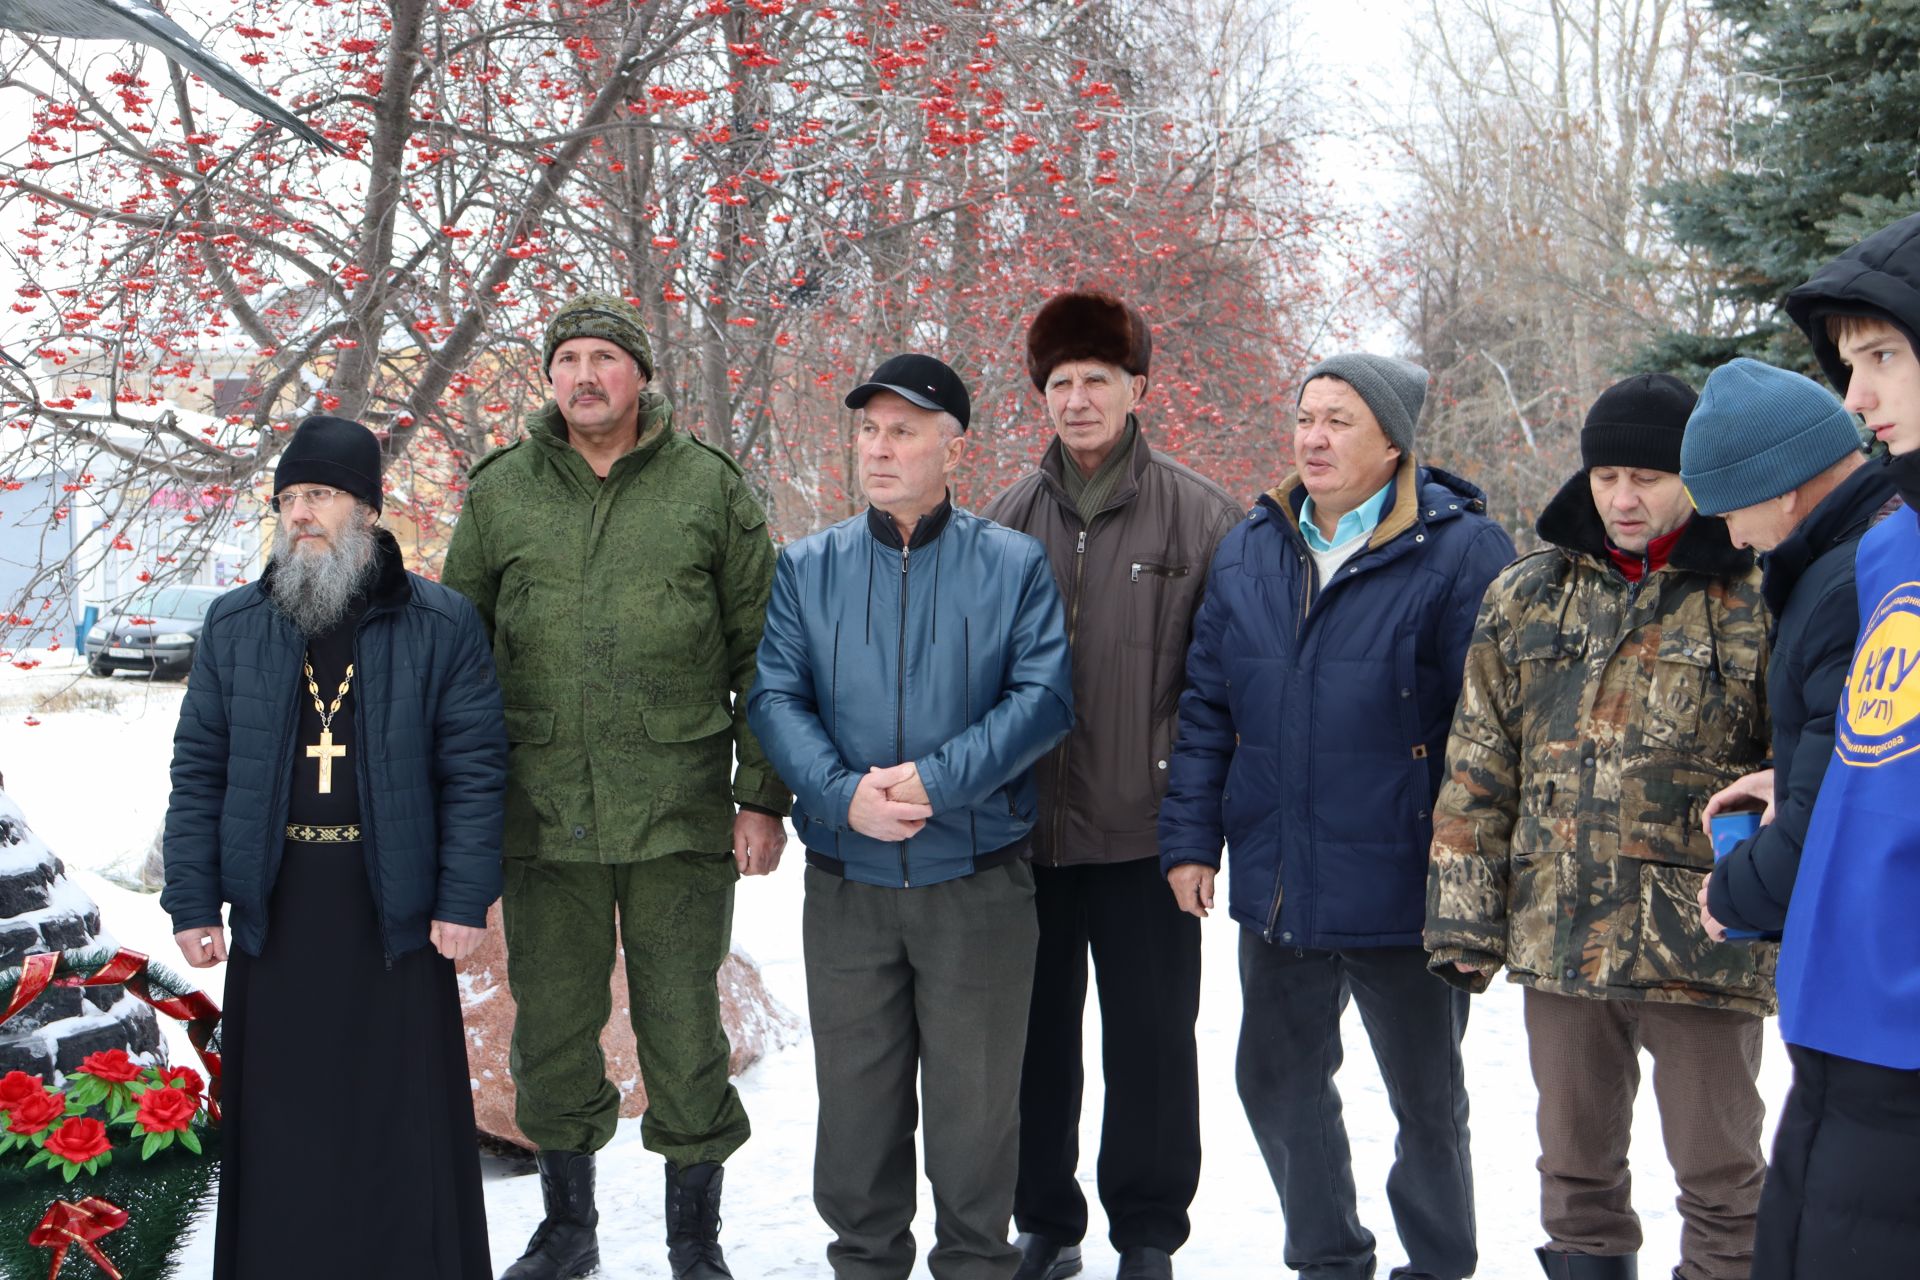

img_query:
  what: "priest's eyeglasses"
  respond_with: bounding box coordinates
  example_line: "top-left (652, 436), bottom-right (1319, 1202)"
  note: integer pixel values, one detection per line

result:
top-left (271, 485), bottom-right (347, 514)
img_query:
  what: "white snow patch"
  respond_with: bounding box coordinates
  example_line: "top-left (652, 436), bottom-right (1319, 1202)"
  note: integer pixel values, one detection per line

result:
top-left (0, 840), bottom-right (51, 878)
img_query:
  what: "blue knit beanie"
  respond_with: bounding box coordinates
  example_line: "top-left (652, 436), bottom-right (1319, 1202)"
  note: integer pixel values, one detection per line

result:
top-left (1680, 358), bottom-right (1866, 515)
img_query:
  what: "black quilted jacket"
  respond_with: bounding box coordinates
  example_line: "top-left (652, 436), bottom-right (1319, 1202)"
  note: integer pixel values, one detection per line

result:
top-left (161, 531), bottom-right (507, 961)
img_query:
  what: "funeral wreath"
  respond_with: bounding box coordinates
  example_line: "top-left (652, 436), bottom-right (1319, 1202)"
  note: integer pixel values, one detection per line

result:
top-left (0, 948), bottom-right (223, 1280)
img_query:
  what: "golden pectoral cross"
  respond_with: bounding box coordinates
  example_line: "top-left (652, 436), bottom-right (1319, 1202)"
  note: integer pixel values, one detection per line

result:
top-left (307, 729), bottom-right (347, 794)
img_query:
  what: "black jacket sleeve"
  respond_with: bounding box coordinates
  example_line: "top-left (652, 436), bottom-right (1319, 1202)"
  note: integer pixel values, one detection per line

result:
top-left (1707, 575), bottom-right (1856, 934)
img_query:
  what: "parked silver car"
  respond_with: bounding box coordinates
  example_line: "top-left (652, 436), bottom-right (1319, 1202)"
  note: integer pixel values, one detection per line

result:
top-left (85, 585), bottom-right (228, 679)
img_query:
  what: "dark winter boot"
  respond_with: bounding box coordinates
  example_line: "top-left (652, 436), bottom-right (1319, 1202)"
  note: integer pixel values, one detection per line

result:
top-left (1535, 1247), bottom-right (1639, 1280)
top-left (501, 1150), bottom-right (600, 1280)
top-left (665, 1160), bottom-right (733, 1279)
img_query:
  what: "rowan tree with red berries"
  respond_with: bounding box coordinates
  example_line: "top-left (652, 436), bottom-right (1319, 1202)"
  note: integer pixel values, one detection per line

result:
top-left (0, 0), bottom-right (1356, 647)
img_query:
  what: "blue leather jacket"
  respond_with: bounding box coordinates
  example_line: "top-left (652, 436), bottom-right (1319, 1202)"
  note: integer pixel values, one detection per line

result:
top-left (748, 501), bottom-right (1074, 887)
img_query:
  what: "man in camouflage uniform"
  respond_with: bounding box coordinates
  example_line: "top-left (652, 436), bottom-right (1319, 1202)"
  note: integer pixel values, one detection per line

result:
top-left (1425, 374), bottom-right (1774, 1280)
top-left (442, 294), bottom-right (790, 1280)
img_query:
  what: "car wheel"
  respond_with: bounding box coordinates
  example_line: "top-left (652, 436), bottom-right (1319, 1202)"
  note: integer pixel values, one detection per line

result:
top-left (86, 658), bottom-right (112, 678)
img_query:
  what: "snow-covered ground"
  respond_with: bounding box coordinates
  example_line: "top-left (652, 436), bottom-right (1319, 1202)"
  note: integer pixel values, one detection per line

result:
top-left (0, 651), bottom-right (1791, 1279)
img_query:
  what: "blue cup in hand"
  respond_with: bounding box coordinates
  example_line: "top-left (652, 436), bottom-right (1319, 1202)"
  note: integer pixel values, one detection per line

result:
top-left (1708, 811), bottom-right (1764, 941)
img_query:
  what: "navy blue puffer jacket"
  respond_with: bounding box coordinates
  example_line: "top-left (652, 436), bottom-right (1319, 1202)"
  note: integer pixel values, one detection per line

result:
top-left (1707, 453), bottom-right (1899, 934)
top-left (161, 531), bottom-right (507, 960)
top-left (748, 503), bottom-right (1074, 887)
top-left (1158, 460), bottom-right (1515, 948)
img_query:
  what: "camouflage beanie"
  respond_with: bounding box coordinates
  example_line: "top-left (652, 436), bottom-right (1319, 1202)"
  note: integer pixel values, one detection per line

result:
top-left (542, 293), bottom-right (655, 381)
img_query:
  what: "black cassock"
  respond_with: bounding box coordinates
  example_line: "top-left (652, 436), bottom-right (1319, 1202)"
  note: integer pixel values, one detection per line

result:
top-left (213, 602), bottom-right (491, 1279)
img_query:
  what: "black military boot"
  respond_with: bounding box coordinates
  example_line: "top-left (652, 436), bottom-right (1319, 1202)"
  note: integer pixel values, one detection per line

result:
top-left (501, 1150), bottom-right (600, 1279)
top-left (1535, 1247), bottom-right (1639, 1280)
top-left (665, 1160), bottom-right (733, 1279)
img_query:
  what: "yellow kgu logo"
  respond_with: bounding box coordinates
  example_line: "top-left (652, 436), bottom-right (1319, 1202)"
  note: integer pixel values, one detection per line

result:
top-left (1837, 581), bottom-right (1920, 768)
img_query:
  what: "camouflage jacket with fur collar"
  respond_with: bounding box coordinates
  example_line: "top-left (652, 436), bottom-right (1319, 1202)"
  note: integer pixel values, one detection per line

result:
top-left (1425, 472), bottom-right (1777, 1015)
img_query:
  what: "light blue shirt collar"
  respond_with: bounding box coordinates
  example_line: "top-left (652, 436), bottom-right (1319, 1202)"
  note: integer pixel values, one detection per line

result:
top-left (1299, 477), bottom-right (1395, 554)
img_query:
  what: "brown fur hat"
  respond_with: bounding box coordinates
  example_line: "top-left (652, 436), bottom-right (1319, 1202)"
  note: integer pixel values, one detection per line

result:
top-left (1025, 291), bottom-right (1152, 392)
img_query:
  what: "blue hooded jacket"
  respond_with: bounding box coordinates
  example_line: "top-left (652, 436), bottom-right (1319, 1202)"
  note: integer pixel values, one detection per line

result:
top-left (748, 502), bottom-right (1074, 887)
top-left (1158, 459), bottom-right (1515, 947)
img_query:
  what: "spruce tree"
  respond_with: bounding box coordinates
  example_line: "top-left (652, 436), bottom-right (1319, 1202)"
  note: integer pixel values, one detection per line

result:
top-left (1641, 0), bottom-right (1920, 382)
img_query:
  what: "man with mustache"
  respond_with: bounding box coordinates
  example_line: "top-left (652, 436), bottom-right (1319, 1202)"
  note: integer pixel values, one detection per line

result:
top-left (442, 294), bottom-right (790, 1280)
top-left (163, 413), bottom-right (507, 1279)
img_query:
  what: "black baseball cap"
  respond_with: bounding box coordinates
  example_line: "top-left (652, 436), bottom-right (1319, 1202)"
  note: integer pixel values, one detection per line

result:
top-left (844, 353), bottom-right (971, 430)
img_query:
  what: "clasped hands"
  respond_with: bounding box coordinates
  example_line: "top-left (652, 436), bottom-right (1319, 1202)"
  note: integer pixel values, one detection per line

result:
top-left (848, 762), bottom-right (934, 841)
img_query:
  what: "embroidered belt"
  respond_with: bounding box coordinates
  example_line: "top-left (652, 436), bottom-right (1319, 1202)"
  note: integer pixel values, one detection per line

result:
top-left (284, 823), bottom-right (362, 844)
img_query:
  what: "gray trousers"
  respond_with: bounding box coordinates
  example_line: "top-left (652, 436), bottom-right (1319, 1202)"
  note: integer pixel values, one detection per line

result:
top-left (804, 861), bottom-right (1039, 1280)
top-left (1525, 987), bottom-right (1767, 1280)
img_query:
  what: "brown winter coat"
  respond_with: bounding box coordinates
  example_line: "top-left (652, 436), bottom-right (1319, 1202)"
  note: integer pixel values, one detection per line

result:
top-left (983, 423), bottom-right (1241, 866)
top-left (1425, 473), bottom-right (1778, 1016)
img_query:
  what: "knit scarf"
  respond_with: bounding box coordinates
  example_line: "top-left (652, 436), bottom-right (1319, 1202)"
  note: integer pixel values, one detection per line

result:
top-left (1061, 417), bottom-right (1138, 526)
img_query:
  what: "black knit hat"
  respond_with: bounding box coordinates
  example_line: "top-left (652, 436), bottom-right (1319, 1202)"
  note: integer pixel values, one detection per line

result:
top-left (1580, 373), bottom-right (1697, 474)
top-left (274, 415), bottom-right (383, 512)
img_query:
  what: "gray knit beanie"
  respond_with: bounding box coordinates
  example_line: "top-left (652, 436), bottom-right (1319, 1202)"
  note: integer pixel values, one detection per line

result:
top-left (1680, 358), bottom-right (1866, 515)
top-left (1299, 353), bottom-right (1428, 454)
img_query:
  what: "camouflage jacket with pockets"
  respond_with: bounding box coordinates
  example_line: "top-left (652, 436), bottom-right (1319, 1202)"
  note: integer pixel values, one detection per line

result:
top-left (1425, 473), bottom-right (1777, 1015)
top-left (441, 393), bottom-right (791, 864)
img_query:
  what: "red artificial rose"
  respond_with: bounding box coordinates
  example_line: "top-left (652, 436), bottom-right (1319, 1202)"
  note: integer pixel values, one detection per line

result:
top-left (0, 1069), bottom-right (44, 1112)
top-left (157, 1066), bottom-right (204, 1097)
top-left (74, 1049), bottom-right (142, 1083)
top-left (5, 1088), bottom-right (64, 1137)
top-left (133, 1084), bottom-right (198, 1134)
top-left (43, 1116), bottom-right (111, 1165)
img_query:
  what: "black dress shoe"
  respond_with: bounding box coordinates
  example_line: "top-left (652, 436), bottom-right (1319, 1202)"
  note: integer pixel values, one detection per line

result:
top-left (1116, 1246), bottom-right (1173, 1279)
top-left (1012, 1232), bottom-right (1083, 1280)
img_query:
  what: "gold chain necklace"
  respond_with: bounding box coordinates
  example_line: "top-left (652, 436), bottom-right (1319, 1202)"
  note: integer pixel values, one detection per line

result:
top-left (302, 655), bottom-right (355, 794)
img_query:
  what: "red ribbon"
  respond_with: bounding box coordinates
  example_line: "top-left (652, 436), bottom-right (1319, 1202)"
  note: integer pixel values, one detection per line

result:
top-left (0, 949), bottom-right (223, 1114)
top-left (28, 1197), bottom-right (128, 1280)
top-left (0, 952), bottom-right (58, 1025)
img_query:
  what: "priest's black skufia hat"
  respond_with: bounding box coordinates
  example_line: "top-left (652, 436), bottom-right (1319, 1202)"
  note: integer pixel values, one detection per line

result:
top-left (273, 415), bottom-right (383, 512)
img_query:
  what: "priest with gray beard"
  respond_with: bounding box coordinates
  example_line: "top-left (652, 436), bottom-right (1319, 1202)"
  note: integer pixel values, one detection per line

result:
top-left (162, 414), bottom-right (507, 1280)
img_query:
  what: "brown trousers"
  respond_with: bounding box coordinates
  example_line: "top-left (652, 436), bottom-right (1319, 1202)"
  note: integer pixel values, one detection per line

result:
top-left (1524, 987), bottom-right (1767, 1280)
